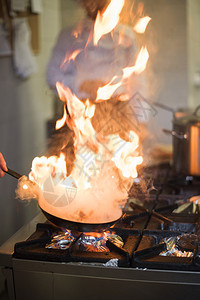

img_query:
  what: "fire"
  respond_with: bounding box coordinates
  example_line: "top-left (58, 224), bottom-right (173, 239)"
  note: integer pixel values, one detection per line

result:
top-left (60, 49), bottom-right (82, 68)
top-left (93, 0), bottom-right (125, 45)
top-left (96, 46), bottom-right (149, 102)
top-left (23, 184), bottom-right (28, 190)
top-left (122, 46), bottom-right (149, 78)
top-left (133, 16), bottom-right (151, 34)
top-left (55, 105), bottom-right (67, 130)
top-left (56, 82), bottom-right (96, 149)
top-left (95, 76), bottom-right (121, 102)
top-left (83, 231), bottom-right (110, 238)
top-left (29, 154), bottom-right (67, 183)
top-left (68, 49), bottom-right (82, 61)
top-left (111, 131), bottom-right (143, 178)
top-left (17, 0), bottom-right (151, 225)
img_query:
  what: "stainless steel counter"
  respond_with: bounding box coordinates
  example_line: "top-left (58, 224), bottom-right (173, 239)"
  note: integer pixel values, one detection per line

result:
top-left (0, 213), bottom-right (46, 268)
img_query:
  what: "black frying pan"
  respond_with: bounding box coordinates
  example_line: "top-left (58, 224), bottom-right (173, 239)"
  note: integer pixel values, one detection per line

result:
top-left (41, 208), bottom-right (121, 232)
top-left (4, 168), bottom-right (121, 232)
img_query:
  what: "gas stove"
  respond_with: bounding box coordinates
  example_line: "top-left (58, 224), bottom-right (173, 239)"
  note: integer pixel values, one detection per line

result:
top-left (1, 163), bottom-right (200, 300)
top-left (12, 195), bottom-right (200, 270)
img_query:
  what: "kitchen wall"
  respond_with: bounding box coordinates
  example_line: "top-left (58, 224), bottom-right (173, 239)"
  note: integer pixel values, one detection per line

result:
top-left (140, 0), bottom-right (200, 144)
top-left (0, 0), bottom-right (62, 246)
top-left (141, 0), bottom-right (188, 144)
top-left (60, 0), bottom-right (84, 28)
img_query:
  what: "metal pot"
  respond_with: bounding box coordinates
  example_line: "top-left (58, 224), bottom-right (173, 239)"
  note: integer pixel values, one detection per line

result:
top-left (164, 105), bottom-right (200, 176)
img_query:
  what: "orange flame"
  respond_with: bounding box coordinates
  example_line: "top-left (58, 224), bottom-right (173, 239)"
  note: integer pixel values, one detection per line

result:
top-left (69, 49), bottom-right (82, 61)
top-left (122, 46), bottom-right (149, 78)
top-left (60, 49), bottom-right (82, 68)
top-left (56, 82), bottom-right (96, 149)
top-left (55, 106), bottom-right (67, 130)
top-left (111, 131), bottom-right (143, 178)
top-left (84, 231), bottom-right (111, 238)
top-left (133, 16), bottom-right (151, 34)
top-left (95, 47), bottom-right (149, 102)
top-left (95, 76), bottom-right (121, 102)
top-left (29, 153), bottom-right (67, 183)
top-left (93, 0), bottom-right (125, 45)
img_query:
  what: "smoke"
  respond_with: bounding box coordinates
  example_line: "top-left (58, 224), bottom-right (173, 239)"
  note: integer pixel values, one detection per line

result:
top-left (15, 176), bottom-right (41, 201)
top-left (16, 156), bottom-right (131, 223)
top-left (38, 162), bottom-right (130, 223)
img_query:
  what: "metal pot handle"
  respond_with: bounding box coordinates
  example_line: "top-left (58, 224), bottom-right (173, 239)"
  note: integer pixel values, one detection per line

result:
top-left (193, 105), bottom-right (200, 116)
top-left (163, 129), bottom-right (188, 140)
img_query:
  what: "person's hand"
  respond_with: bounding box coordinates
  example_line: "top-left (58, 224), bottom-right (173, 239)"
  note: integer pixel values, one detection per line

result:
top-left (0, 152), bottom-right (7, 178)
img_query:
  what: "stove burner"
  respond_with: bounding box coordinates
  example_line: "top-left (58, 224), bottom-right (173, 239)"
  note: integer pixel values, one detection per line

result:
top-left (160, 235), bottom-right (194, 257)
top-left (45, 230), bottom-right (75, 250)
top-left (177, 234), bottom-right (198, 252)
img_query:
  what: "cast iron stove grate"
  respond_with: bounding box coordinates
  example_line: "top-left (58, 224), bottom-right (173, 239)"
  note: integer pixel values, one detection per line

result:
top-left (131, 230), bottom-right (200, 271)
top-left (130, 198), bottom-right (200, 271)
top-left (13, 223), bottom-right (141, 267)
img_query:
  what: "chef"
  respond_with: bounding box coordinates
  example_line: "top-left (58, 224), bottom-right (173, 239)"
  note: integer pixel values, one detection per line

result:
top-left (46, 0), bottom-right (141, 101)
top-left (0, 152), bottom-right (7, 178)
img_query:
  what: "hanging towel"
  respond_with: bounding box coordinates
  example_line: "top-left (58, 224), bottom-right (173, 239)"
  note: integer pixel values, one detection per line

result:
top-left (13, 18), bottom-right (37, 79)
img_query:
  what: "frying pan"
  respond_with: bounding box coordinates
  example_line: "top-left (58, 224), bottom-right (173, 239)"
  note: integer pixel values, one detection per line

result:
top-left (4, 168), bottom-right (121, 232)
top-left (41, 209), bottom-right (121, 232)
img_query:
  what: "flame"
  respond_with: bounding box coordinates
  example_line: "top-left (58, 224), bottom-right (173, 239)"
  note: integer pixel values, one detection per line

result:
top-left (68, 49), bottom-right (82, 61)
top-left (95, 76), bottom-right (121, 102)
top-left (84, 231), bottom-right (111, 238)
top-left (133, 16), bottom-right (151, 34)
top-left (93, 0), bottom-right (125, 45)
top-left (60, 49), bottom-right (82, 68)
top-left (95, 47), bottom-right (149, 102)
top-left (23, 184), bottom-right (28, 190)
top-left (56, 82), bottom-right (96, 150)
top-left (55, 105), bottom-right (67, 130)
top-left (28, 80), bottom-right (143, 192)
top-left (123, 46), bottom-right (149, 78)
top-left (29, 153), bottom-right (67, 183)
top-left (111, 131), bottom-right (143, 178)
top-left (85, 99), bottom-right (96, 118)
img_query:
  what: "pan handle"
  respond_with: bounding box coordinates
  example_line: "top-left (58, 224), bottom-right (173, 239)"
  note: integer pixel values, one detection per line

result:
top-left (193, 105), bottom-right (200, 116)
top-left (153, 102), bottom-right (174, 113)
top-left (3, 168), bottom-right (23, 180)
top-left (163, 129), bottom-right (188, 140)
